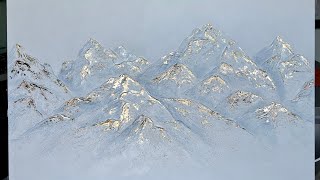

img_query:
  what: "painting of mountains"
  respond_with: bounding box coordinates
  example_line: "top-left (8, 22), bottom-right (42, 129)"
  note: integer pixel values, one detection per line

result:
top-left (8, 24), bottom-right (313, 180)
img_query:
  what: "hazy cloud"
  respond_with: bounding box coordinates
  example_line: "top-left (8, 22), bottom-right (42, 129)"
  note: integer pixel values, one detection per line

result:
top-left (8, 0), bottom-right (314, 72)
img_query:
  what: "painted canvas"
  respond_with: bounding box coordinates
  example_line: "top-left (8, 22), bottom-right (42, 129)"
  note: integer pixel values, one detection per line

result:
top-left (8, 0), bottom-right (314, 179)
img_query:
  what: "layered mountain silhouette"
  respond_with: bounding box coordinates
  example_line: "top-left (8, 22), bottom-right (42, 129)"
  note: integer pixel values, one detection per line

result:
top-left (9, 24), bottom-right (313, 179)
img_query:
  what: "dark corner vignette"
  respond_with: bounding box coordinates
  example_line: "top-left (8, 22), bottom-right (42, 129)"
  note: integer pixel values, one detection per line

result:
top-left (0, 0), bottom-right (8, 179)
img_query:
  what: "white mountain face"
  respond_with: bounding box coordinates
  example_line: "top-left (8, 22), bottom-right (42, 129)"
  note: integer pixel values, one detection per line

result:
top-left (147, 63), bottom-right (196, 98)
top-left (240, 102), bottom-right (312, 147)
top-left (9, 24), bottom-right (313, 180)
top-left (160, 98), bottom-right (256, 149)
top-left (214, 90), bottom-right (264, 121)
top-left (254, 36), bottom-right (314, 124)
top-left (141, 24), bottom-right (275, 104)
top-left (177, 24), bottom-right (230, 78)
top-left (221, 43), bottom-right (276, 91)
top-left (289, 79), bottom-right (314, 122)
top-left (255, 36), bottom-right (313, 100)
top-left (255, 36), bottom-right (294, 65)
top-left (8, 44), bottom-right (72, 138)
top-left (59, 39), bottom-right (149, 96)
top-left (141, 24), bottom-right (229, 81)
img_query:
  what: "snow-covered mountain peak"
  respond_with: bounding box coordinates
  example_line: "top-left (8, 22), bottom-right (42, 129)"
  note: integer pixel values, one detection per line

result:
top-left (9, 25), bottom-right (313, 179)
top-left (285, 54), bottom-right (311, 69)
top-left (87, 38), bottom-right (100, 47)
top-left (59, 40), bottom-right (150, 95)
top-left (219, 63), bottom-right (235, 74)
top-left (78, 38), bottom-right (117, 64)
top-left (112, 45), bottom-right (149, 65)
top-left (113, 45), bottom-right (129, 58)
top-left (278, 55), bottom-right (312, 81)
top-left (122, 115), bottom-right (171, 146)
top-left (145, 24), bottom-right (235, 79)
top-left (255, 36), bottom-right (294, 66)
top-left (271, 36), bottom-right (293, 53)
top-left (202, 23), bottom-right (223, 39)
top-left (227, 91), bottom-right (261, 108)
top-left (76, 74), bottom-right (156, 109)
top-left (219, 44), bottom-right (276, 90)
top-left (160, 51), bottom-right (180, 65)
top-left (8, 44), bottom-right (73, 138)
top-left (189, 23), bottom-right (223, 40)
top-left (221, 43), bottom-right (255, 65)
top-left (8, 44), bottom-right (71, 95)
top-left (177, 24), bottom-right (228, 58)
top-left (109, 74), bottom-right (141, 92)
top-left (9, 43), bottom-right (37, 65)
top-left (133, 115), bottom-right (155, 130)
top-left (202, 23), bottom-right (214, 31)
top-left (253, 36), bottom-right (312, 101)
top-left (9, 43), bottom-right (40, 67)
top-left (93, 119), bottom-right (120, 131)
top-left (153, 63), bottom-right (195, 86)
top-left (14, 43), bottom-right (27, 59)
top-left (255, 102), bottom-right (299, 123)
top-left (80, 38), bottom-right (103, 54)
top-left (201, 75), bottom-right (229, 93)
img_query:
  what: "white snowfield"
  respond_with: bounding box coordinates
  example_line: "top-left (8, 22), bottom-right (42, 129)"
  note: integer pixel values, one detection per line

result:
top-left (8, 24), bottom-right (314, 180)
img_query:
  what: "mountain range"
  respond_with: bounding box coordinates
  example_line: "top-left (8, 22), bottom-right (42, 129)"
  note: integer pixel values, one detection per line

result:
top-left (8, 24), bottom-right (314, 180)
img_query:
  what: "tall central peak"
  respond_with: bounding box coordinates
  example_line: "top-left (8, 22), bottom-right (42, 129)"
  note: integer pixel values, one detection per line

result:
top-left (201, 23), bottom-right (214, 32)
top-left (274, 36), bottom-right (285, 43)
top-left (189, 23), bottom-right (221, 39)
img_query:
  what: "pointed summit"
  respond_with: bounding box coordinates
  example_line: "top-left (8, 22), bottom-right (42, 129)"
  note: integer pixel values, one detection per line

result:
top-left (78, 38), bottom-right (107, 60)
top-left (275, 36), bottom-right (284, 42)
top-left (132, 115), bottom-right (155, 131)
top-left (201, 23), bottom-right (223, 37)
top-left (273, 36), bottom-right (284, 44)
top-left (60, 38), bottom-right (149, 95)
top-left (255, 102), bottom-right (299, 124)
top-left (187, 23), bottom-right (223, 41)
top-left (8, 45), bottom-right (72, 138)
top-left (97, 74), bottom-right (146, 99)
top-left (114, 74), bottom-right (139, 89)
top-left (254, 36), bottom-right (294, 66)
top-left (270, 36), bottom-right (293, 53)
top-left (153, 63), bottom-right (195, 85)
top-left (149, 63), bottom-right (196, 97)
top-left (113, 45), bottom-right (128, 58)
top-left (8, 43), bottom-right (38, 65)
top-left (80, 38), bottom-right (103, 54)
top-left (15, 43), bottom-right (25, 58)
top-left (254, 35), bottom-right (311, 100)
top-left (112, 45), bottom-right (140, 63)
top-left (85, 38), bottom-right (101, 48)
top-left (202, 23), bottom-right (214, 31)
top-left (170, 23), bottom-right (231, 78)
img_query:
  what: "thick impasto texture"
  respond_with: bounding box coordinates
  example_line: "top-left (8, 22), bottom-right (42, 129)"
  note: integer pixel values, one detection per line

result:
top-left (9, 24), bottom-right (313, 180)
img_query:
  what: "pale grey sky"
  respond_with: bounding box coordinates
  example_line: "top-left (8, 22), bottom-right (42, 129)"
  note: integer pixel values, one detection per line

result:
top-left (8, 0), bottom-right (314, 72)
